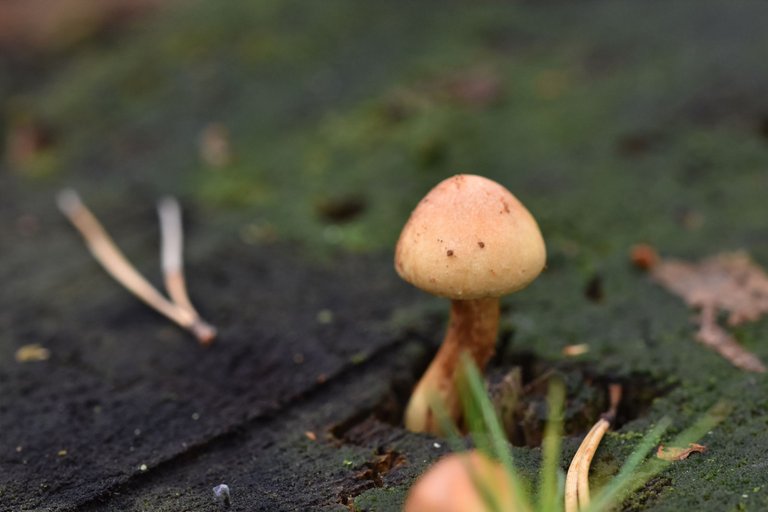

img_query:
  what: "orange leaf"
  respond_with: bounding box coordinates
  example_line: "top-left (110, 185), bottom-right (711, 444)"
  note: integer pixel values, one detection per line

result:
top-left (656, 443), bottom-right (707, 461)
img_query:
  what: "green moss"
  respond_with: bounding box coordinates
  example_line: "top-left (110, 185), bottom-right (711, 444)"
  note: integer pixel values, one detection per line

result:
top-left (353, 487), bottom-right (407, 511)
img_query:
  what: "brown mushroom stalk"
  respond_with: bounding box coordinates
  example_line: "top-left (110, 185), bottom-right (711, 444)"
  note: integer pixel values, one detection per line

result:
top-left (395, 175), bottom-right (546, 434)
top-left (405, 297), bottom-right (499, 433)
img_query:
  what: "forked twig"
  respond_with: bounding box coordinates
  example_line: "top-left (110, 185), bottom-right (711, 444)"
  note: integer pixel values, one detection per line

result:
top-left (57, 189), bottom-right (216, 345)
top-left (158, 197), bottom-right (217, 343)
top-left (565, 384), bottom-right (622, 512)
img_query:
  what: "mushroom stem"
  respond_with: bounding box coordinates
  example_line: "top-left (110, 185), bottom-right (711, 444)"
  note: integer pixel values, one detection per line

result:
top-left (405, 297), bottom-right (500, 434)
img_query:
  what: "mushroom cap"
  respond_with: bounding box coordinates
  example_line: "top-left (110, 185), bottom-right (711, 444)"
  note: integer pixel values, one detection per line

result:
top-left (395, 174), bottom-right (545, 299)
top-left (404, 451), bottom-right (518, 512)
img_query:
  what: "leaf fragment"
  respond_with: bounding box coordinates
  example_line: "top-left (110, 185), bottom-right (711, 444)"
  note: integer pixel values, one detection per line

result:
top-left (656, 442), bottom-right (707, 461)
top-left (650, 251), bottom-right (768, 372)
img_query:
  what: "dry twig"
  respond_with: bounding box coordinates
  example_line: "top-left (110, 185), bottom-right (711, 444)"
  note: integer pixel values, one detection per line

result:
top-left (565, 384), bottom-right (622, 512)
top-left (58, 189), bottom-right (216, 344)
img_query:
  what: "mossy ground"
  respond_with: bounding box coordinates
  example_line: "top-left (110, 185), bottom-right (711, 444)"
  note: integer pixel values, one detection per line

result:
top-left (2, 0), bottom-right (768, 510)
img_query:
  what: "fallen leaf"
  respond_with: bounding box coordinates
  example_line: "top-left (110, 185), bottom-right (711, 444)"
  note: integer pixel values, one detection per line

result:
top-left (651, 251), bottom-right (768, 372)
top-left (562, 343), bottom-right (590, 356)
top-left (15, 343), bottom-right (50, 362)
top-left (696, 304), bottom-right (766, 373)
top-left (656, 442), bottom-right (707, 461)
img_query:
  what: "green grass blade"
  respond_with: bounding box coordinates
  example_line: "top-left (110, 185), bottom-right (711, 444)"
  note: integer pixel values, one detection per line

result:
top-left (586, 418), bottom-right (671, 512)
top-left (538, 378), bottom-right (566, 512)
top-left (431, 391), bottom-right (468, 453)
top-left (459, 353), bottom-right (533, 512)
top-left (588, 400), bottom-right (729, 512)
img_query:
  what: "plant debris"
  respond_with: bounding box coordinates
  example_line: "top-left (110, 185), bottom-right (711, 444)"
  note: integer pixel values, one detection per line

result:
top-left (650, 251), bottom-right (767, 373)
top-left (353, 450), bottom-right (406, 487)
top-left (656, 443), bottom-right (707, 461)
top-left (199, 123), bottom-right (232, 169)
top-left (630, 243), bottom-right (659, 270)
top-left (5, 117), bottom-right (56, 173)
top-left (57, 190), bottom-right (217, 344)
top-left (565, 384), bottom-right (622, 512)
top-left (562, 343), bottom-right (590, 357)
top-left (14, 343), bottom-right (51, 362)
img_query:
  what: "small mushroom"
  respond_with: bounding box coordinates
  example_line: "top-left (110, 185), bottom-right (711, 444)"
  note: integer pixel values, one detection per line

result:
top-left (404, 450), bottom-right (517, 512)
top-left (395, 174), bottom-right (545, 433)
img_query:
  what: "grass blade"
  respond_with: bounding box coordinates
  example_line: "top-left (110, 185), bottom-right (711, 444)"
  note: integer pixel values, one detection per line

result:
top-left (458, 353), bottom-right (533, 512)
top-left (539, 378), bottom-right (565, 512)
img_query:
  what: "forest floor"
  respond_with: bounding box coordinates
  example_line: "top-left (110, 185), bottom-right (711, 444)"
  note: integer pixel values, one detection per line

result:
top-left (2, 1), bottom-right (768, 510)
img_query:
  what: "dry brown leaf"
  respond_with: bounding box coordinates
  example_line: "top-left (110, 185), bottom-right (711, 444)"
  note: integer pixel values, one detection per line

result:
top-left (696, 304), bottom-right (766, 373)
top-left (656, 442), bottom-right (707, 461)
top-left (651, 251), bottom-right (767, 373)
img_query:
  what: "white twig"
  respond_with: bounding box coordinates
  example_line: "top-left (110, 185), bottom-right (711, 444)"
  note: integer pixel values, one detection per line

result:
top-left (58, 189), bottom-right (216, 344)
top-left (158, 197), bottom-right (216, 343)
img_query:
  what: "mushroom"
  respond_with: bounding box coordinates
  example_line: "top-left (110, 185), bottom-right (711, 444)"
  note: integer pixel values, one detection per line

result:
top-left (395, 174), bottom-right (545, 433)
top-left (404, 450), bottom-right (517, 512)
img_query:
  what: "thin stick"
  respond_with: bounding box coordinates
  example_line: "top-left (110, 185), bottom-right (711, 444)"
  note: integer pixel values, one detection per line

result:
top-left (576, 419), bottom-right (610, 509)
top-left (577, 384), bottom-right (621, 508)
top-left (565, 383), bottom-right (623, 512)
top-left (158, 197), bottom-right (216, 344)
top-left (58, 189), bottom-right (215, 344)
top-left (565, 425), bottom-right (596, 512)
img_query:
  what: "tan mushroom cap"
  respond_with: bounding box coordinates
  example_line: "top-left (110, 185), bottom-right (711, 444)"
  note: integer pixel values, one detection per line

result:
top-left (404, 451), bottom-right (518, 512)
top-left (395, 174), bottom-right (545, 299)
